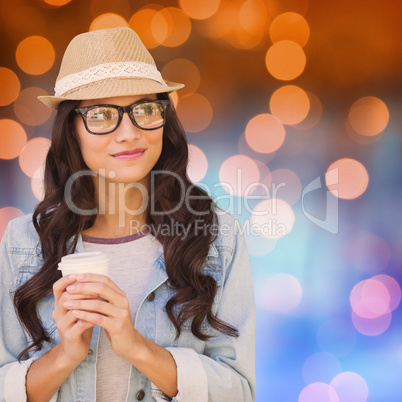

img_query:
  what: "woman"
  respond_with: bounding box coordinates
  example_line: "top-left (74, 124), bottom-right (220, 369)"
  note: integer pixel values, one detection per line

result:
top-left (0, 27), bottom-right (256, 401)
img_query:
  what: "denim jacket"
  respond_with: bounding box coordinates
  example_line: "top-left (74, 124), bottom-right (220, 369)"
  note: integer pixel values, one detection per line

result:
top-left (0, 209), bottom-right (256, 402)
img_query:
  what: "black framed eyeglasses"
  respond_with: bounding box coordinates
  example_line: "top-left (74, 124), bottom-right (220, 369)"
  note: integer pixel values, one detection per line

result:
top-left (71, 99), bottom-right (170, 135)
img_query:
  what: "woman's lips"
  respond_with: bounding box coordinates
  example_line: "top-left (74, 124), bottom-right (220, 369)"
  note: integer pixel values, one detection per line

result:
top-left (112, 149), bottom-right (146, 160)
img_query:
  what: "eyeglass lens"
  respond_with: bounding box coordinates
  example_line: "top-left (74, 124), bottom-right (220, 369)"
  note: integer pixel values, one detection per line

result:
top-left (85, 102), bottom-right (166, 134)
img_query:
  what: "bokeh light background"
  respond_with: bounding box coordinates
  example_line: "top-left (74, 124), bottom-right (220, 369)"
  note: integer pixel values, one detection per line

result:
top-left (1, 1), bottom-right (402, 401)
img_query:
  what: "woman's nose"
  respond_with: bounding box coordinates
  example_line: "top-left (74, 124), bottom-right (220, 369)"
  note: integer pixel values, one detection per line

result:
top-left (113, 112), bottom-right (141, 142)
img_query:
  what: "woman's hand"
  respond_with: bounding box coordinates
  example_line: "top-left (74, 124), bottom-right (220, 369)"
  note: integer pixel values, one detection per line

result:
top-left (52, 274), bottom-right (98, 364)
top-left (63, 273), bottom-right (145, 361)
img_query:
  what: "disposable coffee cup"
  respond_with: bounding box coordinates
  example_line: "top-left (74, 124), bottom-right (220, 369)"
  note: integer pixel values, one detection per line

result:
top-left (58, 251), bottom-right (110, 277)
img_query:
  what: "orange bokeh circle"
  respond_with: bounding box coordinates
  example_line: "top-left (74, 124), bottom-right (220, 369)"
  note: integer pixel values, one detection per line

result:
top-left (161, 59), bottom-right (200, 96)
top-left (348, 96), bottom-right (389, 136)
top-left (129, 9), bottom-right (161, 49)
top-left (270, 12), bottom-right (310, 47)
top-left (219, 154), bottom-right (260, 197)
top-left (270, 85), bottom-right (310, 125)
top-left (0, 68), bottom-right (21, 106)
top-left (187, 144), bottom-right (208, 183)
top-left (19, 137), bottom-right (51, 178)
top-left (16, 36), bottom-right (55, 75)
top-left (265, 40), bottom-right (306, 81)
top-left (179, 0), bottom-right (220, 20)
top-left (294, 91), bottom-right (323, 130)
top-left (252, 198), bottom-right (295, 239)
top-left (0, 119), bottom-right (28, 160)
top-left (0, 207), bottom-right (25, 240)
top-left (153, 8), bottom-right (191, 47)
top-left (175, 93), bottom-right (213, 133)
top-left (43, 0), bottom-right (72, 5)
top-left (89, 13), bottom-right (129, 31)
top-left (14, 87), bottom-right (53, 126)
top-left (198, 2), bottom-right (237, 39)
top-left (31, 165), bottom-right (46, 201)
top-left (245, 114), bottom-right (286, 153)
top-left (326, 158), bottom-right (369, 200)
top-left (239, 0), bottom-right (269, 35)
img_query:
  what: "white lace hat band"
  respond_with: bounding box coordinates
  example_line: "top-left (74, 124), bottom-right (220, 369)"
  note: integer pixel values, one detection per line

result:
top-left (54, 61), bottom-right (168, 97)
top-left (38, 27), bottom-right (184, 109)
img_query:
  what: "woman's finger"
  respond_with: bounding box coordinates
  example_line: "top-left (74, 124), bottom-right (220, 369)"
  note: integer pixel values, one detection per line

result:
top-left (55, 310), bottom-right (82, 332)
top-left (71, 309), bottom-right (119, 333)
top-left (63, 298), bottom-right (125, 320)
top-left (73, 274), bottom-right (126, 297)
top-left (61, 292), bottom-right (99, 302)
top-left (53, 291), bottom-right (98, 318)
top-left (66, 282), bottom-right (127, 307)
top-left (52, 274), bottom-right (77, 305)
top-left (68, 318), bottom-right (96, 337)
top-left (57, 309), bottom-right (95, 333)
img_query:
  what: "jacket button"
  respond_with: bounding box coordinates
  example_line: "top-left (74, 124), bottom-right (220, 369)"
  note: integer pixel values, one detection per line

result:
top-left (88, 349), bottom-right (93, 355)
top-left (147, 292), bottom-right (155, 302)
top-left (136, 390), bottom-right (145, 400)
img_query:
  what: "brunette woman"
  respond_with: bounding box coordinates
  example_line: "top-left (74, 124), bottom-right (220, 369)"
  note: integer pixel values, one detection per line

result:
top-left (0, 27), bottom-right (256, 402)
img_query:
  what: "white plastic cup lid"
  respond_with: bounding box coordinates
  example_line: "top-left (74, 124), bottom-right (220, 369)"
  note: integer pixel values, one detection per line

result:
top-left (58, 251), bottom-right (109, 268)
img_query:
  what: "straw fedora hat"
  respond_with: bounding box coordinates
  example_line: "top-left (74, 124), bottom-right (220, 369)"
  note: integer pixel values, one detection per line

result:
top-left (38, 27), bottom-right (185, 110)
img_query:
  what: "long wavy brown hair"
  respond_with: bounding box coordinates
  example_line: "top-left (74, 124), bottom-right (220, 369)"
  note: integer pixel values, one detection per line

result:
top-left (13, 92), bottom-right (238, 360)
